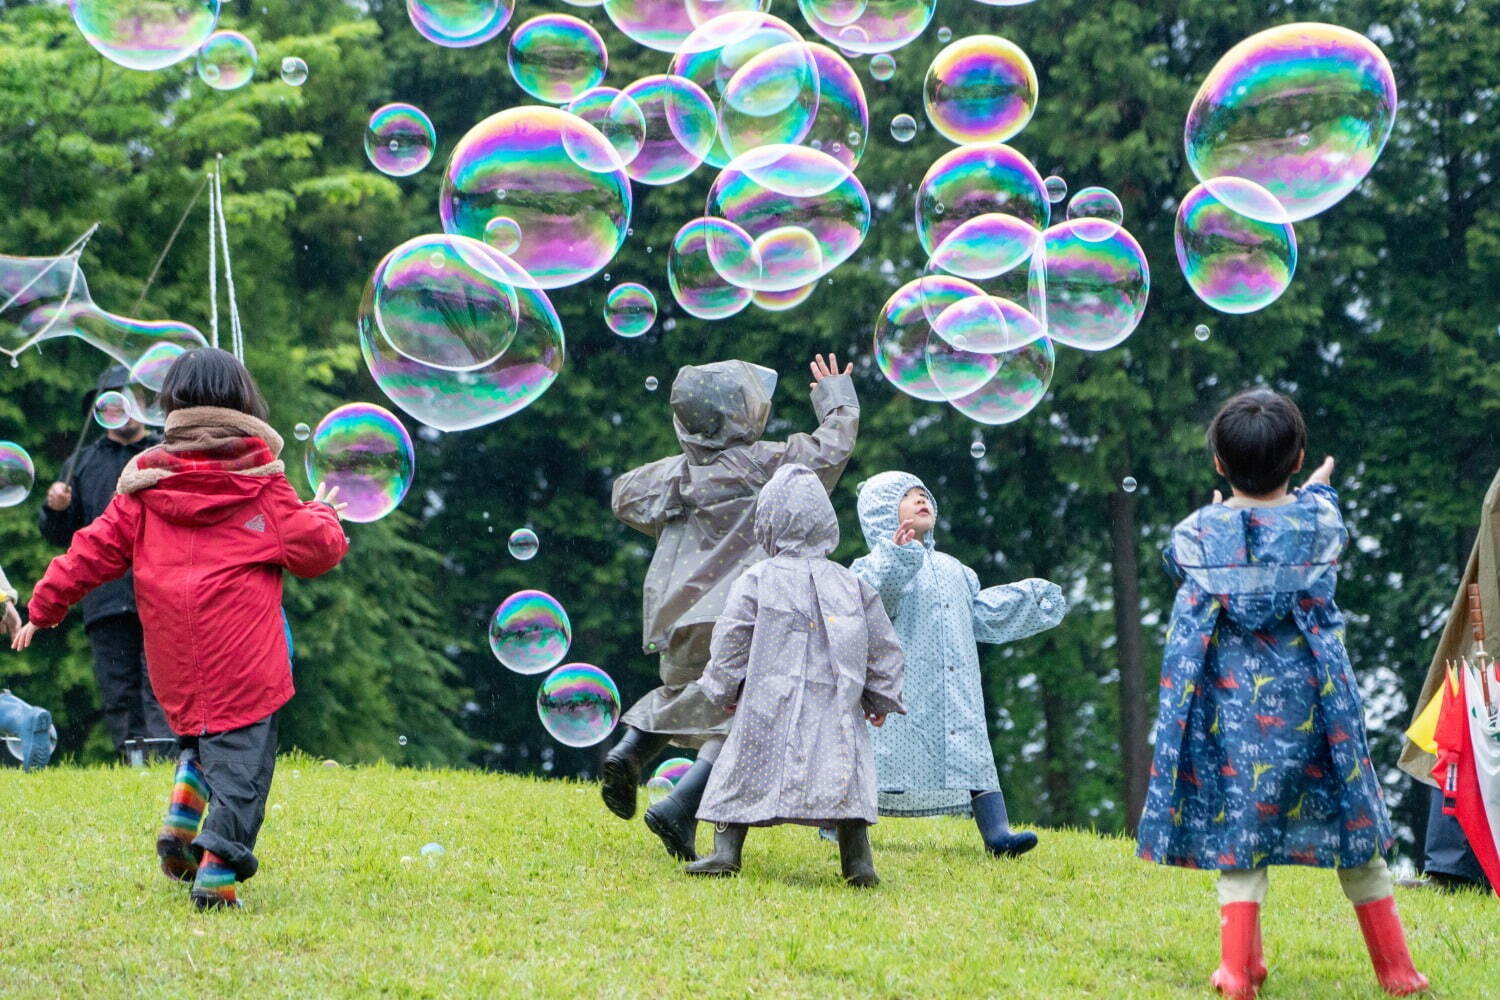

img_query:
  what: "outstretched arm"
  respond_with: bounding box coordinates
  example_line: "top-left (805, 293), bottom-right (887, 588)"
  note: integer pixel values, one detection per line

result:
top-left (697, 574), bottom-right (758, 709)
top-left (776, 354), bottom-right (859, 486)
top-left (23, 495), bottom-right (141, 635)
top-left (275, 480), bottom-right (349, 579)
top-left (610, 455), bottom-right (682, 537)
top-left (968, 568), bottom-right (1067, 644)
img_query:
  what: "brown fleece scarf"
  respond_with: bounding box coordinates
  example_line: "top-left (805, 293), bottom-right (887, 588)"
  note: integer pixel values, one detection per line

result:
top-left (117, 407), bottom-right (285, 495)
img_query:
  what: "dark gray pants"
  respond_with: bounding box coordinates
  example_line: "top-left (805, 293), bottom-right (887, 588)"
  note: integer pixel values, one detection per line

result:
top-left (183, 714), bottom-right (278, 882)
top-left (85, 615), bottom-right (172, 755)
top-left (1423, 784), bottom-right (1491, 889)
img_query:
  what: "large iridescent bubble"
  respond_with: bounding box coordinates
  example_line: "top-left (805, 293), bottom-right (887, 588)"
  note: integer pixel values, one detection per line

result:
top-left (406, 0), bottom-right (514, 48)
top-left (800, 44), bottom-right (869, 171)
top-left (507, 14), bottom-right (608, 105)
top-left (564, 87), bottom-right (647, 170)
top-left (604, 283), bottom-right (658, 337)
top-left (874, 275), bottom-right (982, 402)
top-left (717, 42), bottom-right (821, 160)
top-left (196, 30), bottom-right (257, 91)
top-left (11, 298), bottom-right (205, 370)
top-left (440, 106), bottom-right (632, 289)
top-left (1185, 22), bottom-right (1396, 223)
top-left (604, 0), bottom-right (762, 54)
top-left (706, 144), bottom-right (870, 292)
top-left (0, 252), bottom-right (91, 362)
top-left (798, 0), bottom-right (935, 55)
top-left (70, 0), bottom-right (220, 72)
top-left (359, 246), bottom-right (564, 432)
top-left (490, 590), bottom-right (572, 674)
top-left (536, 663), bottom-right (620, 747)
top-left (1036, 219), bottom-right (1150, 351)
top-left (0, 441), bottom-right (35, 508)
top-left (923, 35), bottom-right (1037, 145)
top-left (944, 337), bottom-right (1055, 425)
top-left (619, 75), bottom-right (718, 186)
top-left (303, 403), bottom-right (415, 524)
top-left (365, 104), bottom-right (437, 178)
top-left (666, 217), bottom-right (756, 321)
top-left (926, 212), bottom-right (1040, 282)
top-left (364, 234), bottom-right (519, 372)
top-left (1175, 179), bottom-right (1297, 315)
top-left (915, 143), bottom-right (1048, 257)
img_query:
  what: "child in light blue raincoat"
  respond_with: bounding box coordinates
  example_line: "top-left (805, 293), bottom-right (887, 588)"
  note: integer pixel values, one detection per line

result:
top-left (850, 471), bottom-right (1066, 856)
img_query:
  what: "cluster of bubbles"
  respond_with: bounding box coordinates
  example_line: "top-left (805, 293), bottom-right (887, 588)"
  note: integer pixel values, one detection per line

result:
top-left (302, 402), bottom-right (416, 524)
top-left (1177, 23), bottom-right (1396, 316)
top-left (0, 441), bottom-right (34, 508)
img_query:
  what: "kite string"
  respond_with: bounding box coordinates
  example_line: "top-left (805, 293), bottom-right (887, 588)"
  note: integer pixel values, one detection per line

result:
top-left (212, 156), bottom-right (244, 361)
top-left (207, 163), bottom-right (219, 350)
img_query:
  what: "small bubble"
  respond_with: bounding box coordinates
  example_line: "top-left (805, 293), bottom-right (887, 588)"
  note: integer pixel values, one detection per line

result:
top-left (890, 114), bottom-right (917, 143)
top-left (937, 26), bottom-right (952, 42)
top-left (969, 441), bottom-right (986, 459)
top-left (603, 272), bottom-right (611, 282)
top-left (420, 842), bottom-right (444, 859)
top-left (1044, 175), bottom-right (1068, 204)
top-left (387, 139), bottom-right (400, 152)
top-left (1193, 324), bottom-right (1211, 342)
top-left (293, 422), bottom-right (311, 442)
top-left (398, 735), bottom-right (408, 746)
top-left (645, 376), bottom-right (659, 391)
top-left (1121, 476), bottom-right (1138, 493)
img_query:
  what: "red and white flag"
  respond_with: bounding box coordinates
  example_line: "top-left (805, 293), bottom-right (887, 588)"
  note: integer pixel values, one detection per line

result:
top-left (1431, 663), bottom-right (1500, 894)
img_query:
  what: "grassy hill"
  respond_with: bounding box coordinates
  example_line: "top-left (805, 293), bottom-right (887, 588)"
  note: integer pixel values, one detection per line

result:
top-left (1, 757), bottom-right (1494, 998)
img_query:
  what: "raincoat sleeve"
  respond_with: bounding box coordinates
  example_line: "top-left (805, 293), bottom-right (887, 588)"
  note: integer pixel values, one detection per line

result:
top-left (27, 494), bottom-right (140, 629)
top-left (967, 569), bottom-right (1067, 644)
top-left (610, 455), bottom-right (683, 537)
top-left (850, 539), bottom-right (925, 618)
top-left (697, 572), bottom-right (758, 709)
top-left (268, 479), bottom-right (349, 579)
top-left (859, 579), bottom-right (906, 717)
top-left (771, 373), bottom-right (860, 488)
top-left (1161, 541), bottom-right (1187, 585)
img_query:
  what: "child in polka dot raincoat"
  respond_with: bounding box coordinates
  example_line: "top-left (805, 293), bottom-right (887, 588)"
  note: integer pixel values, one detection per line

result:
top-left (851, 471), bottom-right (1066, 856)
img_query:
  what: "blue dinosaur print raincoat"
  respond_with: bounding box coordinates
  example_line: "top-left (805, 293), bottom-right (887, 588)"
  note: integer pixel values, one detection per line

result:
top-left (852, 471), bottom-right (1067, 816)
top-left (1136, 485), bottom-right (1395, 871)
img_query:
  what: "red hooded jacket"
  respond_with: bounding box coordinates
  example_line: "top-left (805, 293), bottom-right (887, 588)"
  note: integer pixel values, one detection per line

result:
top-left (29, 465), bottom-right (347, 736)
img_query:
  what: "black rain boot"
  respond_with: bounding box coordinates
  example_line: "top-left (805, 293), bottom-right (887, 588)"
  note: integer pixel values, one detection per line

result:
top-left (972, 789), bottom-right (1038, 858)
top-left (643, 756), bottom-right (712, 861)
top-left (599, 726), bottom-right (671, 820)
top-left (836, 821), bottom-right (880, 887)
top-left (685, 823), bottom-right (747, 877)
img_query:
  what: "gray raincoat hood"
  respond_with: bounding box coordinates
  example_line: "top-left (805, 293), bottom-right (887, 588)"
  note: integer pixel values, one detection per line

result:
top-left (671, 361), bottom-right (775, 464)
top-left (755, 464), bottom-right (839, 558)
top-left (857, 471), bottom-right (936, 552)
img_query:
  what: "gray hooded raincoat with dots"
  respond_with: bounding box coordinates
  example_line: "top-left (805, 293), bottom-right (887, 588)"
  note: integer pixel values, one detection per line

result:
top-left (612, 362), bottom-right (859, 746)
top-left (852, 471), bottom-right (1067, 816)
top-left (696, 464), bottom-right (905, 826)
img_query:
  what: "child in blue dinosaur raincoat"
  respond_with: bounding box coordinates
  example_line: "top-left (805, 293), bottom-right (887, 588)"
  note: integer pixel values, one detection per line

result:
top-left (1136, 389), bottom-right (1426, 1000)
top-left (850, 470), bottom-right (1066, 857)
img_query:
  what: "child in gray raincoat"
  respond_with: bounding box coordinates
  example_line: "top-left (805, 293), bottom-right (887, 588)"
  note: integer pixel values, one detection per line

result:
top-left (686, 464), bottom-right (905, 886)
top-left (603, 355), bottom-right (859, 862)
top-left (852, 471), bottom-right (1066, 856)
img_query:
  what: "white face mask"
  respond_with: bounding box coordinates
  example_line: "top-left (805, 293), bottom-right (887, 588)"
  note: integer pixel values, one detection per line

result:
top-left (747, 363), bottom-right (777, 402)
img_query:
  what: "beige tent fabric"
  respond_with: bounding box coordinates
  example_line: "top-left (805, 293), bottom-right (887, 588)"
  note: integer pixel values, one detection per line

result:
top-left (1399, 467), bottom-right (1500, 785)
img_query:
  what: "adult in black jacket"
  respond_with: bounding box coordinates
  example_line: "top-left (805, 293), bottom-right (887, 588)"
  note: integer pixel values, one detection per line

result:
top-left (37, 366), bottom-right (172, 759)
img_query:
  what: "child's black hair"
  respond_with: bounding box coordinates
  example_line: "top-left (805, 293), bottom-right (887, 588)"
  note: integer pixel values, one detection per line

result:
top-left (1207, 389), bottom-right (1306, 496)
top-left (159, 348), bottom-right (270, 422)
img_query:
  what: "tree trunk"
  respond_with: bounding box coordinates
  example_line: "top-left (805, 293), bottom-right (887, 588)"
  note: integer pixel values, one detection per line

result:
top-left (1110, 489), bottom-right (1150, 834)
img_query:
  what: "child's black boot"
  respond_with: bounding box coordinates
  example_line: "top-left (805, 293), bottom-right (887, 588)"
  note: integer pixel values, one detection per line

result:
top-left (836, 821), bottom-right (879, 887)
top-left (972, 789), bottom-right (1038, 858)
top-left (600, 726), bottom-right (671, 820)
top-left (643, 756), bottom-right (712, 860)
top-left (685, 823), bottom-right (747, 877)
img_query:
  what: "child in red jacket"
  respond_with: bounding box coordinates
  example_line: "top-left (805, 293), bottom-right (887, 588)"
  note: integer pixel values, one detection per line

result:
top-left (13, 348), bottom-right (349, 909)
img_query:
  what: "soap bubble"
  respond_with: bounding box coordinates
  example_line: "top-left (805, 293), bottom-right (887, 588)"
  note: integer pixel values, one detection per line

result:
top-left (280, 56), bottom-right (307, 86)
top-left (874, 274), bottom-right (982, 401)
top-left (889, 113), bottom-right (917, 142)
top-left (798, 0), bottom-right (936, 55)
top-left (923, 35), bottom-right (1037, 145)
top-left (869, 54), bottom-right (895, 80)
top-left (605, 283), bottom-right (658, 337)
top-left (1066, 186), bottom-right (1124, 242)
top-left (1043, 175), bottom-right (1067, 203)
top-left (440, 106), bottom-right (632, 289)
top-left (1185, 22), bottom-right (1396, 223)
top-left (303, 403), bottom-right (415, 524)
top-left (924, 330), bottom-right (1001, 402)
top-left (564, 87), bottom-right (647, 170)
top-left (93, 390), bottom-right (131, 430)
top-left (799, 45), bottom-right (869, 171)
top-left (1174, 179), bottom-right (1297, 315)
top-left (717, 41), bottom-right (821, 160)
top-left (620, 75), bottom-right (718, 186)
top-left (803, 0), bottom-right (868, 26)
top-left (127, 341), bottom-right (184, 392)
top-left (666, 217), bottom-right (756, 321)
top-left (915, 142), bottom-right (1048, 257)
top-left (931, 291), bottom-right (1043, 354)
top-left (483, 216), bottom-right (523, 255)
top-left (1193, 323), bottom-right (1211, 342)
top-left (937, 25), bottom-right (952, 42)
top-left (70, 0), bottom-right (220, 72)
top-left (927, 212), bottom-right (1041, 282)
top-left (647, 757), bottom-right (693, 802)
top-left (293, 422), bottom-right (311, 441)
top-left (491, 591), bottom-right (571, 675)
top-left (196, 30), bottom-right (257, 90)
top-left (364, 234), bottom-right (519, 372)
top-left (536, 663), bottom-right (621, 748)
top-left (1121, 476), bottom-right (1138, 493)
top-left (507, 527), bottom-right (539, 560)
top-left (365, 104), bottom-right (437, 178)
top-left (969, 440), bottom-right (986, 459)
top-left (0, 442), bottom-right (35, 508)
top-left (645, 375), bottom-right (659, 391)
top-left (407, 0), bottom-right (514, 48)
top-left (1035, 219), bottom-right (1150, 351)
top-left (507, 14), bottom-right (608, 105)
top-left (360, 248), bottom-right (564, 432)
top-left (943, 337), bottom-right (1055, 425)
top-left (397, 735), bottom-right (408, 746)
top-left (752, 281), bottom-right (816, 312)
top-left (0, 252), bottom-right (91, 362)
top-left (604, 0), bottom-right (762, 54)
top-left (419, 841), bottom-right (444, 858)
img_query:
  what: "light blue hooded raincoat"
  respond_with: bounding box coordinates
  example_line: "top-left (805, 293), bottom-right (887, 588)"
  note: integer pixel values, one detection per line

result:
top-left (852, 471), bottom-right (1067, 816)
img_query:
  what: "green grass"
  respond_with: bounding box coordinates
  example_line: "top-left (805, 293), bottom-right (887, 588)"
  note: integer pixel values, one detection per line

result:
top-left (1, 757), bottom-right (1494, 998)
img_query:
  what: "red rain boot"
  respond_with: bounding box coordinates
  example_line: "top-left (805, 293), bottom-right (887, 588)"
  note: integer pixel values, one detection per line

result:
top-left (1353, 896), bottom-right (1429, 996)
top-left (1210, 902), bottom-right (1260, 1000)
top-left (1250, 915), bottom-right (1268, 987)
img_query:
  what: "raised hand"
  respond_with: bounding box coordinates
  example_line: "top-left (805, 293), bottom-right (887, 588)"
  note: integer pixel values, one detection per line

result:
top-left (313, 482), bottom-right (350, 519)
top-left (808, 352), bottom-right (853, 389)
top-left (892, 518), bottom-right (918, 547)
top-left (1305, 455), bottom-right (1335, 487)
